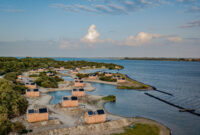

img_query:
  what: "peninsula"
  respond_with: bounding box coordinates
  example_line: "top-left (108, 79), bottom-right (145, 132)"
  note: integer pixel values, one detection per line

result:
top-left (0, 57), bottom-right (170, 135)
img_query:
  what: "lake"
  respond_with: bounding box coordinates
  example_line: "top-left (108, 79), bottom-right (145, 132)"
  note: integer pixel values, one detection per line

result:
top-left (50, 58), bottom-right (200, 135)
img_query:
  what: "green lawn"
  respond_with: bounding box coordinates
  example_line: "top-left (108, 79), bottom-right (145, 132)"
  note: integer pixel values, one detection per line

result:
top-left (111, 123), bottom-right (159, 135)
top-left (102, 95), bottom-right (116, 102)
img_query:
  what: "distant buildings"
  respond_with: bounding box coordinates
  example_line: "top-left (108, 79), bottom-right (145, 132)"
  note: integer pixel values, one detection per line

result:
top-left (25, 82), bottom-right (37, 89)
top-left (70, 69), bottom-right (79, 74)
top-left (46, 72), bottom-right (55, 77)
top-left (74, 79), bottom-right (85, 87)
top-left (105, 73), bottom-right (112, 77)
top-left (85, 109), bottom-right (106, 124)
top-left (26, 89), bottom-right (40, 97)
top-left (89, 74), bottom-right (97, 79)
top-left (38, 68), bottom-right (46, 72)
top-left (117, 77), bottom-right (126, 83)
top-left (60, 67), bottom-right (65, 71)
top-left (72, 88), bottom-right (85, 97)
top-left (16, 75), bottom-right (23, 82)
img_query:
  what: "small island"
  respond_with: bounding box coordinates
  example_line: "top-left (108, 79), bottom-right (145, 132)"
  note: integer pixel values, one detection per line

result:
top-left (0, 57), bottom-right (169, 135)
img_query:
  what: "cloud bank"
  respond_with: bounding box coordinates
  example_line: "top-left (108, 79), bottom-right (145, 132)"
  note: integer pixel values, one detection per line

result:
top-left (124, 32), bottom-right (162, 46)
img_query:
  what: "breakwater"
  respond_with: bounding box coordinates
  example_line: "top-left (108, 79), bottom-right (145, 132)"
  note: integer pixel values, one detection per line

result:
top-left (144, 93), bottom-right (200, 117)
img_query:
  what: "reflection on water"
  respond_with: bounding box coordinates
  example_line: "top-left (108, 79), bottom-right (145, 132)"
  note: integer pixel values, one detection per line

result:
top-left (50, 58), bottom-right (200, 135)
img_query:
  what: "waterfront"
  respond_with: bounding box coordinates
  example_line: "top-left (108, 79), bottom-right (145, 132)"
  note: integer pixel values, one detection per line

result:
top-left (50, 58), bottom-right (200, 135)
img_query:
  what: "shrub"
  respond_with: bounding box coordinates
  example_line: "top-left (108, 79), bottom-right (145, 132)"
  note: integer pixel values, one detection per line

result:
top-left (29, 74), bottom-right (39, 77)
top-left (0, 117), bottom-right (12, 135)
top-left (77, 73), bottom-right (89, 79)
top-left (99, 76), bottom-right (116, 82)
top-left (102, 95), bottom-right (116, 102)
top-left (4, 72), bottom-right (19, 82)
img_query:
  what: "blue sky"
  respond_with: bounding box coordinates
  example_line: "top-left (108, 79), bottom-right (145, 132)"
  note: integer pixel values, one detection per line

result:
top-left (0, 0), bottom-right (200, 57)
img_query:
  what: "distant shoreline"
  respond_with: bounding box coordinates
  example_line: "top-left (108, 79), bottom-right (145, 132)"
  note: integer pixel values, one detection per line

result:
top-left (1, 56), bottom-right (200, 62)
top-left (120, 57), bottom-right (200, 62)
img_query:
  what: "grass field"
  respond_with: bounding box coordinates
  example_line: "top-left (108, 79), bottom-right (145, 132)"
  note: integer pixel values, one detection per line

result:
top-left (111, 123), bottom-right (159, 135)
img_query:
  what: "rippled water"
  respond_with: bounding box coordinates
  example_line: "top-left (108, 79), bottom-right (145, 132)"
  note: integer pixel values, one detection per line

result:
top-left (50, 58), bottom-right (200, 135)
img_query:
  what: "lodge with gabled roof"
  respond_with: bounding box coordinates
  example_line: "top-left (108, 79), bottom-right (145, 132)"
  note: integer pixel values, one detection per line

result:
top-left (25, 81), bottom-right (37, 89)
top-left (85, 109), bottom-right (106, 124)
top-left (74, 79), bottom-right (85, 87)
top-left (72, 88), bottom-right (85, 97)
top-left (27, 107), bottom-right (48, 123)
top-left (62, 96), bottom-right (78, 107)
top-left (26, 88), bottom-right (40, 97)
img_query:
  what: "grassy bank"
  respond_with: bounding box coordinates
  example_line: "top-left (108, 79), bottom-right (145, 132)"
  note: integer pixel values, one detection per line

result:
top-left (111, 123), bottom-right (159, 135)
top-left (102, 95), bottom-right (116, 102)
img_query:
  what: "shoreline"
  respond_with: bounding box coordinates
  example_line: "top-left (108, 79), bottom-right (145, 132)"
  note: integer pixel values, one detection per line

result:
top-left (16, 70), bottom-right (171, 135)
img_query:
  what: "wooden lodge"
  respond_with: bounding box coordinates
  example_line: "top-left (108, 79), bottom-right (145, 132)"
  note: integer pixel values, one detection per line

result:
top-left (74, 80), bottom-right (85, 87)
top-left (30, 69), bottom-right (37, 73)
top-left (38, 68), bottom-right (46, 72)
top-left (89, 74), bottom-right (97, 79)
top-left (72, 88), bottom-right (85, 97)
top-left (62, 96), bottom-right (78, 107)
top-left (60, 67), bottom-right (65, 71)
top-left (17, 75), bottom-right (22, 79)
top-left (85, 109), bottom-right (106, 124)
top-left (25, 82), bottom-right (37, 89)
top-left (70, 69), bottom-right (79, 74)
top-left (117, 77), bottom-right (126, 83)
top-left (16, 75), bottom-right (23, 82)
top-left (26, 89), bottom-right (40, 97)
top-left (105, 73), bottom-right (112, 77)
top-left (27, 108), bottom-right (48, 123)
top-left (46, 72), bottom-right (55, 77)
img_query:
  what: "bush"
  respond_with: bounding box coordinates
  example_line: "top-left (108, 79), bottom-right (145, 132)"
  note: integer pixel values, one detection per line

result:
top-left (29, 74), bottom-right (39, 77)
top-left (41, 80), bottom-right (58, 88)
top-left (13, 83), bottom-right (27, 94)
top-left (0, 69), bottom-right (5, 75)
top-left (4, 72), bottom-right (19, 82)
top-left (0, 117), bottom-right (12, 135)
top-left (102, 95), bottom-right (116, 102)
top-left (0, 79), bottom-right (28, 119)
top-left (77, 73), bottom-right (89, 79)
top-left (11, 122), bottom-right (26, 133)
top-left (35, 74), bottom-right (63, 88)
top-left (99, 76), bottom-right (116, 82)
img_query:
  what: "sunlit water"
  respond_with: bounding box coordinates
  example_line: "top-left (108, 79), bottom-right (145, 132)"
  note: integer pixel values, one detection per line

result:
top-left (49, 58), bottom-right (200, 135)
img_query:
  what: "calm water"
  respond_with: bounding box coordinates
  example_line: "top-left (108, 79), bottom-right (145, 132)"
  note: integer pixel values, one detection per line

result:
top-left (50, 58), bottom-right (200, 135)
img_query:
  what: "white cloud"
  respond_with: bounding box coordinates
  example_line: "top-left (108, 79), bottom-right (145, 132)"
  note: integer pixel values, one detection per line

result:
top-left (167, 36), bottom-right (182, 43)
top-left (124, 32), bottom-right (162, 46)
top-left (81, 24), bottom-right (101, 44)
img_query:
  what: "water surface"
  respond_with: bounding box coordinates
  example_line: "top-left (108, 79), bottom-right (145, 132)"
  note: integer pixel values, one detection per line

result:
top-left (50, 58), bottom-right (200, 135)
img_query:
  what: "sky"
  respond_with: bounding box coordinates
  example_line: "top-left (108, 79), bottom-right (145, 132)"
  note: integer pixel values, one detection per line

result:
top-left (0, 0), bottom-right (200, 58)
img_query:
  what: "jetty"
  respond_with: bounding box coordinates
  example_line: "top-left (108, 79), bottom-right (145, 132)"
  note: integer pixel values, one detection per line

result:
top-left (144, 93), bottom-right (200, 117)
